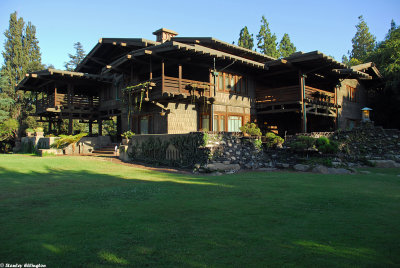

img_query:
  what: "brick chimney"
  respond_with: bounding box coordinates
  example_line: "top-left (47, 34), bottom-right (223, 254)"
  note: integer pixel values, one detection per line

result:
top-left (153, 28), bottom-right (178, 43)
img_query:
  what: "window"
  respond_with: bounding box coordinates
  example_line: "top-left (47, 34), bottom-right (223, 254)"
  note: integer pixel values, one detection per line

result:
top-left (213, 115), bottom-right (226, 131)
top-left (200, 115), bottom-right (210, 131)
top-left (140, 116), bottom-right (149, 134)
top-left (237, 76), bottom-right (242, 94)
top-left (230, 75), bottom-right (235, 92)
top-left (218, 72), bottom-right (223, 91)
top-left (225, 75), bottom-right (230, 91)
top-left (220, 115), bottom-right (225, 131)
top-left (216, 72), bottom-right (248, 95)
top-left (347, 85), bottom-right (356, 102)
top-left (228, 116), bottom-right (242, 132)
top-left (213, 115), bottom-right (219, 131)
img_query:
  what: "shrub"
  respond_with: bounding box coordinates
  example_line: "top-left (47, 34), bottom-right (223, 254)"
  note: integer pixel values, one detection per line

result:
top-left (252, 138), bottom-right (263, 150)
top-left (316, 136), bottom-right (329, 147)
top-left (265, 132), bottom-right (284, 148)
top-left (297, 135), bottom-right (316, 148)
top-left (25, 128), bottom-right (34, 134)
top-left (315, 136), bottom-right (339, 154)
top-left (121, 131), bottom-right (135, 139)
top-left (240, 122), bottom-right (262, 136)
top-left (51, 133), bottom-right (88, 149)
top-left (317, 141), bottom-right (339, 154)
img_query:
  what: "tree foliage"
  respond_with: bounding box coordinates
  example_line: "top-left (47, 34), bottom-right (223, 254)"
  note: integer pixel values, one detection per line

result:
top-left (1, 11), bottom-right (43, 124)
top-left (279, 33), bottom-right (296, 58)
top-left (238, 26), bottom-right (254, 50)
top-left (367, 21), bottom-right (400, 129)
top-left (256, 16), bottom-right (279, 58)
top-left (343, 15), bottom-right (376, 65)
top-left (64, 42), bottom-right (86, 71)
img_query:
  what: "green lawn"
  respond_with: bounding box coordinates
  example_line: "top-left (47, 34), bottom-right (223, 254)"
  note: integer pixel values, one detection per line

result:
top-left (0, 155), bottom-right (399, 267)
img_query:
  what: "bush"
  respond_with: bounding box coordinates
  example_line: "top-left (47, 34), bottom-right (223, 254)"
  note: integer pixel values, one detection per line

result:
top-left (25, 128), bottom-right (34, 134)
top-left (316, 136), bottom-right (329, 147)
top-left (121, 131), bottom-right (135, 139)
top-left (252, 138), bottom-right (263, 150)
top-left (51, 133), bottom-right (88, 149)
top-left (297, 135), bottom-right (316, 148)
top-left (265, 132), bottom-right (284, 148)
top-left (317, 141), bottom-right (339, 154)
top-left (240, 122), bottom-right (262, 136)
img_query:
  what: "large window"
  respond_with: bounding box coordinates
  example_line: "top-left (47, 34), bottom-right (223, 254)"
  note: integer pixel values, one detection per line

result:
top-left (213, 115), bottom-right (226, 131)
top-left (140, 116), bottom-right (149, 134)
top-left (200, 114), bottom-right (210, 131)
top-left (228, 116), bottom-right (242, 132)
top-left (217, 72), bottom-right (248, 95)
top-left (347, 85), bottom-right (356, 102)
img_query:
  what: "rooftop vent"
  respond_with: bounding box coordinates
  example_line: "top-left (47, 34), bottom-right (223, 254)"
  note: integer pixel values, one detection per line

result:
top-left (153, 28), bottom-right (178, 43)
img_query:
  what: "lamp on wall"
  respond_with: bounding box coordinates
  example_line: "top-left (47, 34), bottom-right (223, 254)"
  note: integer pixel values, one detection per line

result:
top-left (361, 107), bottom-right (372, 122)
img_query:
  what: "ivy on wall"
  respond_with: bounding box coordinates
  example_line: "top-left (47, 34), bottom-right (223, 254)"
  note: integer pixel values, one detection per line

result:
top-left (128, 132), bottom-right (210, 168)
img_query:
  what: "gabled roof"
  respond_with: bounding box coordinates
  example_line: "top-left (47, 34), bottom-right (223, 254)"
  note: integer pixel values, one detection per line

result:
top-left (75, 38), bottom-right (159, 74)
top-left (16, 68), bottom-right (112, 92)
top-left (351, 62), bottom-right (383, 79)
top-left (102, 40), bottom-right (267, 75)
top-left (171, 37), bottom-right (276, 63)
top-left (264, 51), bottom-right (372, 79)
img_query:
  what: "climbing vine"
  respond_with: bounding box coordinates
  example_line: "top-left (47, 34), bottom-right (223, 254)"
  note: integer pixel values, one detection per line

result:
top-left (128, 132), bottom-right (210, 168)
top-left (122, 81), bottom-right (152, 128)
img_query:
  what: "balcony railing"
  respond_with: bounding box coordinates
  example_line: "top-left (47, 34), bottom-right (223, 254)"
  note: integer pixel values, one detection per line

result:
top-left (256, 85), bottom-right (335, 107)
top-left (36, 93), bottom-right (99, 114)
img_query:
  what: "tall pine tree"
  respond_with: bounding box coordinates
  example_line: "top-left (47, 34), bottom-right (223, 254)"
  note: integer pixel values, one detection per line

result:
top-left (64, 42), bottom-right (86, 71)
top-left (1, 12), bottom-right (43, 128)
top-left (238, 26), bottom-right (254, 50)
top-left (256, 16), bottom-right (279, 58)
top-left (278, 33), bottom-right (296, 58)
top-left (343, 15), bottom-right (376, 65)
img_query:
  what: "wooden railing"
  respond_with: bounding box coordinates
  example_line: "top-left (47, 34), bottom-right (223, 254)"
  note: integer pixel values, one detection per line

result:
top-left (163, 76), bottom-right (211, 97)
top-left (36, 93), bottom-right (99, 114)
top-left (256, 85), bottom-right (335, 105)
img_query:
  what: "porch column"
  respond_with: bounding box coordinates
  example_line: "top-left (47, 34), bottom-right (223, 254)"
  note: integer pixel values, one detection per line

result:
top-left (117, 115), bottom-right (122, 138)
top-left (334, 84), bottom-right (339, 129)
top-left (161, 59), bottom-right (165, 92)
top-left (88, 120), bottom-right (93, 135)
top-left (299, 71), bottom-right (307, 133)
top-left (178, 64), bottom-right (182, 93)
top-left (48, 117), bottom-right (52, 133)
top-left (67, 84), bottom-right (74, 135)
top-left (98, 120), bottom-right (103, 136)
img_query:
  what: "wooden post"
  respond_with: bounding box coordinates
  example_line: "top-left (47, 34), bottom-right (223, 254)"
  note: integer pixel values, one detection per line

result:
top-left (67, 84), bottom-right (73, 135)
top-left (98, 120), bottom-right (103, 136)
top-left (335, 85), bottom-right (339, 129)
top-left (149, 59), bottom-right (153, 80)
top-left (178, 64), bottom-right (182, 93)
top-left (48, 117), bottom-right (52, 133)
top-left (54, 86), bottom-right (57, 107)
top-left (161, 59), bottom-right (165, 92)
top-left (89, 120), bottom-right (93, 135)
top-left (299, 71), bottom-right (307, 133)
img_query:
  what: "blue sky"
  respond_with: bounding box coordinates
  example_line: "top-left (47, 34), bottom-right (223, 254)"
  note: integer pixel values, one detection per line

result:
top-left (1, 0), bottom-right (399, 69)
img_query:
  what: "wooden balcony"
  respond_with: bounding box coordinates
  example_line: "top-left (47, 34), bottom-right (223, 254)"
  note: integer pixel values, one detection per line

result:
top-left (36, 93), bottom-right (100, 114)
top-left (137, 76), bottom-right (212, 100)
top-left (256, 85), bottom-right (336, 109)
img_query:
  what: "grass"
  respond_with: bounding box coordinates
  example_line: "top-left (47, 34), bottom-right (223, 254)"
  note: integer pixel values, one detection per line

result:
top-left (0, 154), bottom-right (399, 267)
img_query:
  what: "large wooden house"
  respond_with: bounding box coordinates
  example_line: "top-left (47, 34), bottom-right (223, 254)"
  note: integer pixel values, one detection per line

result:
top-left (16, 28), bottom-right (382, 137)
